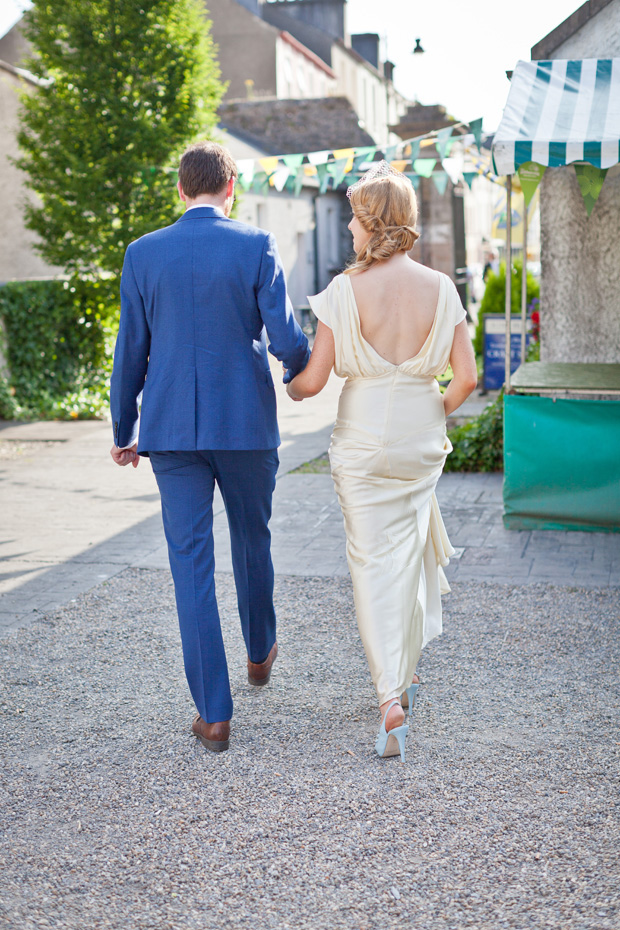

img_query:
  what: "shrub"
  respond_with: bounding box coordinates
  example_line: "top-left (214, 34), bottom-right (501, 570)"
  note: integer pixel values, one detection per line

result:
top-left (444, 392), bottom-right (504, 472)
top-left (474, 261), bottom-right (539, 355)
top-left (0, 277), bottom-right (117, 420)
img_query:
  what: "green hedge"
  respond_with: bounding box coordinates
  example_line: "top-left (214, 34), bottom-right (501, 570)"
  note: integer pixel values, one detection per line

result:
top-left (0, 277), bottom-right (118, 420)
top-left (445, 392), bottom-right (504, 472)
top-left (474, 261), bottom-right (539, 355)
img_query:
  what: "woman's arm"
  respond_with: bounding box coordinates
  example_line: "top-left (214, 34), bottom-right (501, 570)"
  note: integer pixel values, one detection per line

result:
top-left (442, 320), bottom-right (478, 417)
top-left (286, 321), bottom-right (335, 400)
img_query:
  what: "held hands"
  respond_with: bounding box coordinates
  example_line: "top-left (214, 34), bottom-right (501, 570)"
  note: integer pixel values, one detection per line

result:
top-left (283, 365), bottom-right (304, 402)
top-left (110, 443), bottom-right (140, 468)
top-left (286, 382), bottom-right (304, 402)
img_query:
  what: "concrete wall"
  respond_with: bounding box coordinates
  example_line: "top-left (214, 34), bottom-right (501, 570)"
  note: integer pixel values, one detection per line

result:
top-left (275, 33), bottom-right (336, 98)
top-left (206, 0), bottom-right (279, 99)
top-left (331, 44), bottom-right (406, 146)
top-left (0, 66), bottom-right (60, 282)
top-left (535, 1), bottom-right (620, 363)
top-left (532, 0), bottom-right (620, 57)
top-left (540, 164), bottom-right (620, 363)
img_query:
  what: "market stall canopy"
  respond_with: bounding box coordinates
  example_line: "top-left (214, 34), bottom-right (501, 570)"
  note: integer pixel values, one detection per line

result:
top-left (493, 58), bottom-right (620, 176)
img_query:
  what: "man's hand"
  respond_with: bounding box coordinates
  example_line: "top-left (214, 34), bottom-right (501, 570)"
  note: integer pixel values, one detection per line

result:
top-left (110, 443), bottom-right (140, 468)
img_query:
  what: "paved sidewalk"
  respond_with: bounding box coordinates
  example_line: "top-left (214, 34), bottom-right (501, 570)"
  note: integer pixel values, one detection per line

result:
top-left (1, 373), bottom-right (618, 631)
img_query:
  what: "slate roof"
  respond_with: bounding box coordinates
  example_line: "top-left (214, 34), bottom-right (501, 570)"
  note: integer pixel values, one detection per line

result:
top-left (218, 96), bottom-right (376, 154)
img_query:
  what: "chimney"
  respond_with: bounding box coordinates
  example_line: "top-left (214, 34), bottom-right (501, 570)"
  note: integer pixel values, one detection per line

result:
top-left (351, 33), bottom-right (380, 70)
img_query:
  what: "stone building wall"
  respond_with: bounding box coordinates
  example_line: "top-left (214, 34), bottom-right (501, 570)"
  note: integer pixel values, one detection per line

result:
top-left (0, 64), bottom-right (60, 282)
top-left (533, 0), bottom-right (620, 363)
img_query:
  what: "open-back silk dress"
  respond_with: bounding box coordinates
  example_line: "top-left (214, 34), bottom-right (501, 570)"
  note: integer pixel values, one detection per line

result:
top-left (309, 271), bottom-right (466, 705)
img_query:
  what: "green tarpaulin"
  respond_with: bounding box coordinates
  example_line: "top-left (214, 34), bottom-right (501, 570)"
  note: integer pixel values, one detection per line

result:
top-left (503, 394), bottom-right (620, 532)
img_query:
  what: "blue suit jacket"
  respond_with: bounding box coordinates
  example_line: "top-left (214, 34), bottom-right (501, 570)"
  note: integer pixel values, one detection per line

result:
top-left (110, 206), bottom-right (310, 453)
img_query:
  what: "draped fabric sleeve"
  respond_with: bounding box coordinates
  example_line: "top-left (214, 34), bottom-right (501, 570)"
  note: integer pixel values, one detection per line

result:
top-left (450, 279), bottom-right (467, 326)
top-left (308, 284), bottom-right (333, 330)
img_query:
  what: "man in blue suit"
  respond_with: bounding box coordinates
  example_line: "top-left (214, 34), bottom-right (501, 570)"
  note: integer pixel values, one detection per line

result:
top-left (110, 141), bottom-right (310, 753)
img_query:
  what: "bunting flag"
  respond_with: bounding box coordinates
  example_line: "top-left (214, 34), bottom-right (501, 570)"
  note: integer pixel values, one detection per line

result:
top-left (469, 117), bottom-right (483, 151)
top-left (252, 171), bottom-right (269, 194)
top-left (463, 171), bottom-right (478, 189)
top-left (353, 146), bottom-right (376, 171)
top-left (282, 153), bottom-right (304, 170)
top-left (315, 162), bottom-right (331, 194)
top-left (435, 127), bottom-right (454, 160)
top-left (442, 153), bottom-right (464, 185)
top-left (517, 161), bottom-right (546, 206)
top-left (327, 157), bottom-right (350, 188)
top-left (574, 163), bottom-right (608, 215)
top-left (432, 172), bottom-right (450, 195)
top-left (230, 118), bottom-right (491, 199)
top-left (406, 173), bottom-right (421, 190)
top-left (413, 158), bottom-right (437, 177)
top-left (307, 150), bottom-right (331, 166)
top-left (259, 156), bottom-right (279, 176)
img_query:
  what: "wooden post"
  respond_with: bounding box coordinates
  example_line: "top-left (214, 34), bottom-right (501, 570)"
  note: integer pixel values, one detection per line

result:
top-left (505, 175), bottom-right (512, 391)
top-left (521, 191), bottom-right (528, 363)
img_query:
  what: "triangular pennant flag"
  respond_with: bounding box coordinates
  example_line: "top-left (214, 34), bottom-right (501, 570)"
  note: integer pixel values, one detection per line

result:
top-left (517, 161), bottom-right (546, 207)
top-left (432, 172), bottom-right (450, 196)
top-left (259, 156), bottom-right (279, 176)
top-left (304, 164), bottom-right (318, 176)
top-left (405, 173), bottom-right (421, 190)
top-left (316, 162), bottom-right (331, 193)
top-left (252, 171), bottom-right (269, 194)
top-left (326, 157), bottom-right (349, 188)
top-left (236, 159), bottom-right (255, 188)
top-left (282, 153), bottom-right (304, 170)
top-left (390, 159), bottom-right (408, 173)
top-left (463, 172), bottom-right (477, 189)
top-left (271, 165), bottom-right (291, 192)
top-left (307, 150), bottom-right (331, 166)
top-left (333, 147), bottom-right (355, 161)
top-left (293, 166), bottom-right (305, 197)
top-left (442, 154), bottom-right (463, 185)
top-left (435, 127), bottom-right (453, 160)
top-left (574, 163), bottom-right (607, 216)
top-left (408, 139), bottom-right (421, 162)
top-left (238, 172), bottom-right (254, 192)
top-left (353, 146), bottom-right (376, 171)
top-left (384, 144), bottom-right (398, 162)
top-left (413, 158), bottom-right (436, 178)
top-left (469, 117), bottom-right (483, 151)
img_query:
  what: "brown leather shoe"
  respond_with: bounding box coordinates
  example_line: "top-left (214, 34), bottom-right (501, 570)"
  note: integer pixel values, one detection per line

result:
top-left (247, 641), bottom-right (278, 687)
top-left (192, 713), bottom-right (230, 752)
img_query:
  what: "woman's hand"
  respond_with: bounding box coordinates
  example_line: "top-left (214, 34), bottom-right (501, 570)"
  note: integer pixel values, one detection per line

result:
top-left (286, 382), bottom-right (304, 402)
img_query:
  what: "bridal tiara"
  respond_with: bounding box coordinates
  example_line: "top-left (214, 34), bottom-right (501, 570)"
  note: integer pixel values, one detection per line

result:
top-left (346, 159), bottom-right (410, 199)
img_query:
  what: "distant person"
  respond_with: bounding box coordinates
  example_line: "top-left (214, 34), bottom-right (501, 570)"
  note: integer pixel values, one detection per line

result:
top-left (286, 164), bottom-right (477, 762)
top-left (109, 141), bottom-right (310, 754)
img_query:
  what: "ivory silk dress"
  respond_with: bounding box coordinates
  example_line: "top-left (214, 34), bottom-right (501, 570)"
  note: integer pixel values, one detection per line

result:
top-left (308, 271), bottom-right (466, 706)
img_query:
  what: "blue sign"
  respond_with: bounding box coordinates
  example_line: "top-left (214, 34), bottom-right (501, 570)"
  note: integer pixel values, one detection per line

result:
top-left (483, 314), bottom-right (530, 390)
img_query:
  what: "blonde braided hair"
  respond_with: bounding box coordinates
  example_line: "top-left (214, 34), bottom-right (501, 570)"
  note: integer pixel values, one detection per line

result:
top-left (345, 175), bottom-right (420, 276)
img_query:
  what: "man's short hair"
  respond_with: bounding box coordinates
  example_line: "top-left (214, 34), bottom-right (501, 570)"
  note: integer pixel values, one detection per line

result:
top-left (178, 141), bottom-right (238, 199)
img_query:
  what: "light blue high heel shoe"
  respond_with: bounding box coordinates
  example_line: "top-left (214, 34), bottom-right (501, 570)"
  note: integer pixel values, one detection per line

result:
top-left (375, 699), bottom-right (409, 763)
top-left (401, 682), bottom-right (420, 716)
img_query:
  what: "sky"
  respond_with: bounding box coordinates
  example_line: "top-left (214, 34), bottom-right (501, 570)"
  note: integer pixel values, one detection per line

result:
top-left (1, 0), bottom-right (585, 132)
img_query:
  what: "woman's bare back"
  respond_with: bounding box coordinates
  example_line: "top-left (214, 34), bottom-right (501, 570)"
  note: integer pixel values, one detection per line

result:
top-left (348, 254), bottom-right (440, 366)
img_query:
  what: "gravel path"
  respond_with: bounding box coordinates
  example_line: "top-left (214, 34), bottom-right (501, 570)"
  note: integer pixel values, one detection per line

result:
top-left (1, 569), bottom-right (619, 930)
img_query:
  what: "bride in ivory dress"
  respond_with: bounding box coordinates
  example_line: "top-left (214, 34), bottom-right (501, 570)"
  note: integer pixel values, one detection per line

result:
top-left (286, 164), bottom-right (477, 762)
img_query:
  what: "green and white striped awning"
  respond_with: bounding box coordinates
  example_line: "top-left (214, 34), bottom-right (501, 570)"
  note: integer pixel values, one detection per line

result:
top-left (493, 58), bottom-right (620, 176)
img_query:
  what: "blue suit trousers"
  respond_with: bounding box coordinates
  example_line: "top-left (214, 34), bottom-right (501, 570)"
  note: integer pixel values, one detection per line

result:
top-left (149, 449), bottom-right (279, 723)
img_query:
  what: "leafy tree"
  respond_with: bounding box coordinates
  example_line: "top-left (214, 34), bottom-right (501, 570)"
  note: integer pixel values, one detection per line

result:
top-left (16, 0), bottom-right (225, 278)
top-left (473, 260), bottom-right (539, 355)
